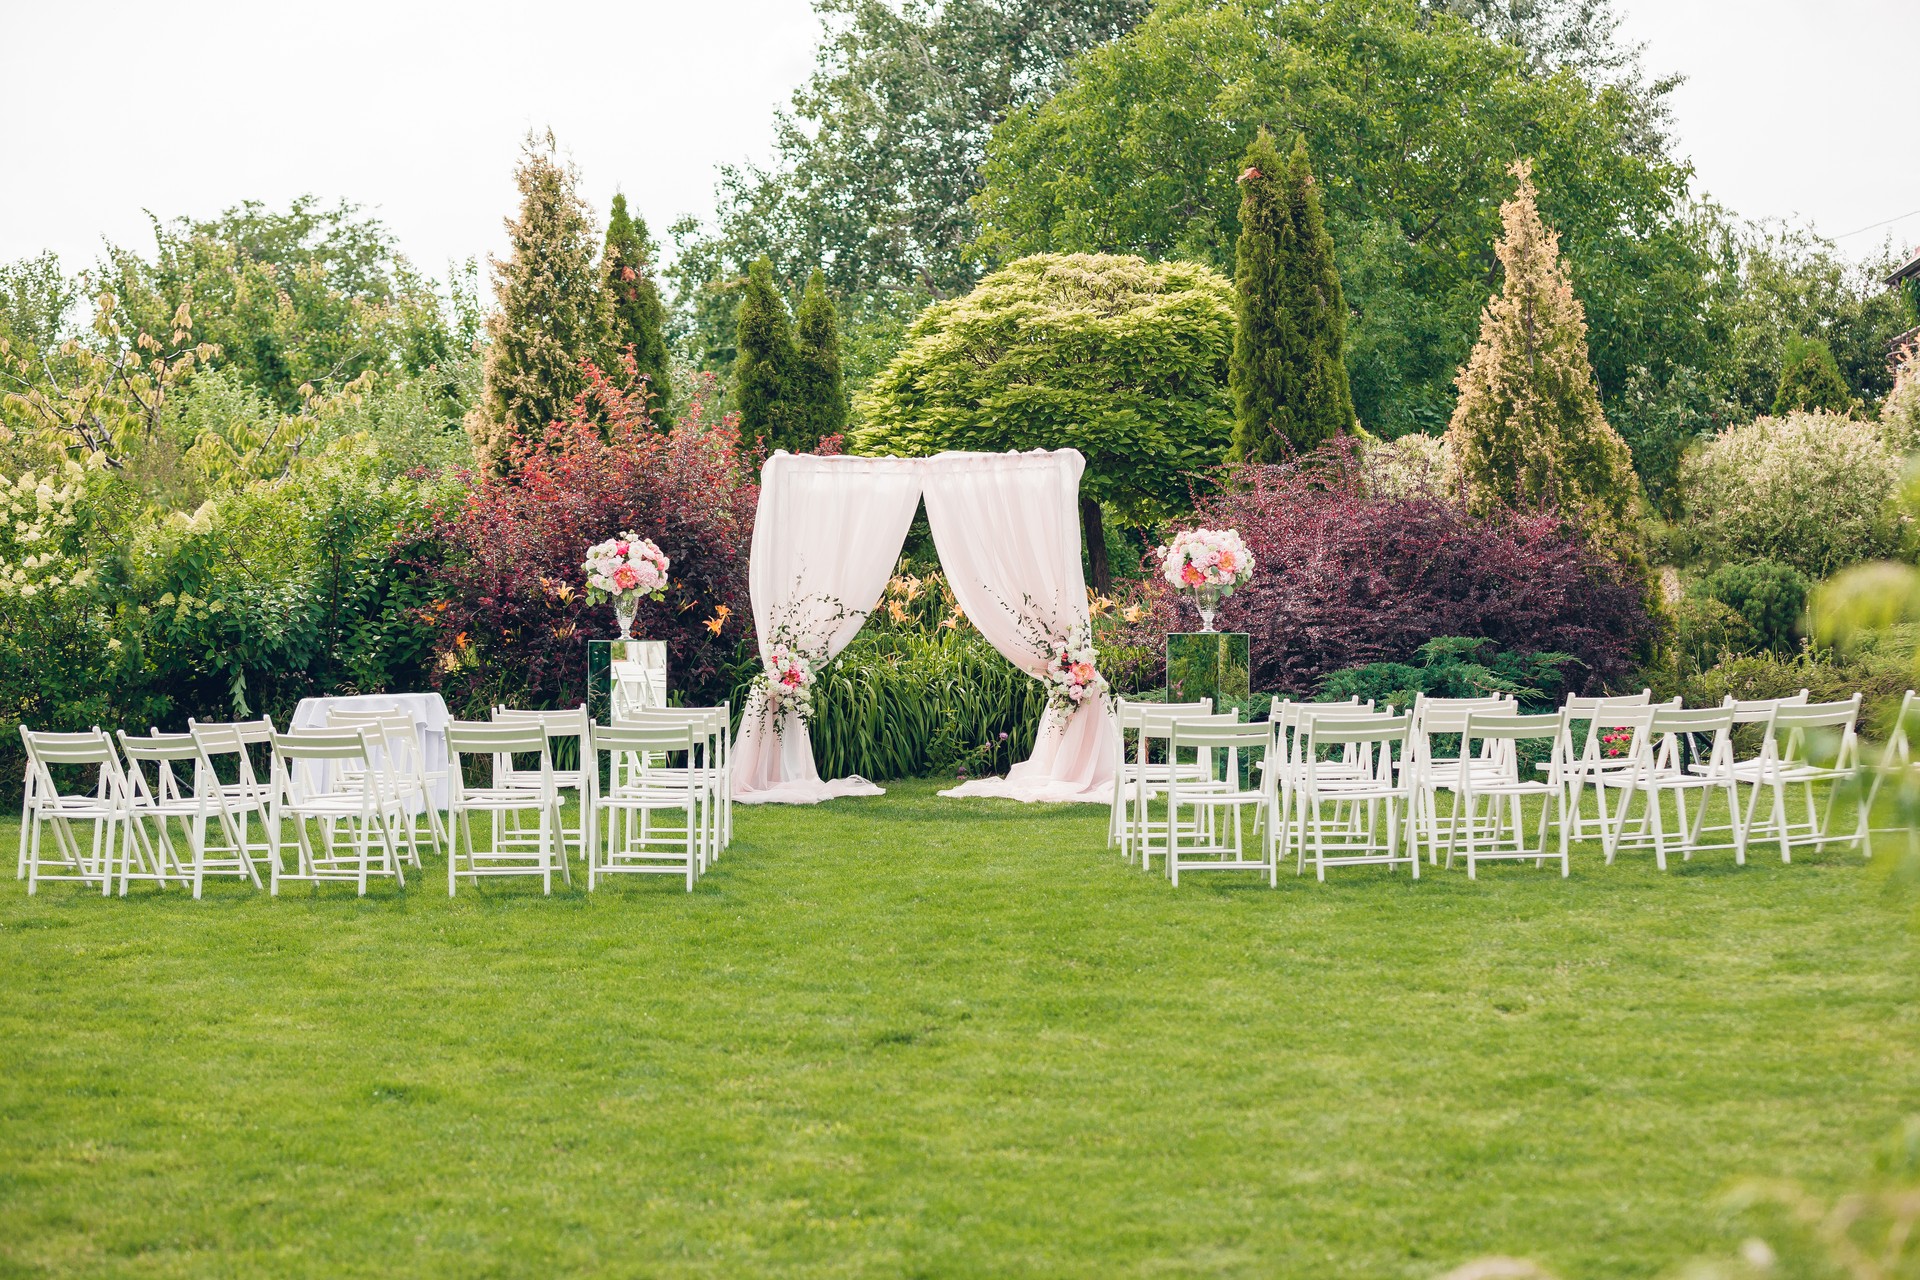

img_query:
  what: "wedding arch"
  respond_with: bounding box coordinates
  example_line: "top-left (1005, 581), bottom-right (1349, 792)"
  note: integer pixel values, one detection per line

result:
top-left (731, 448), bottom-right (1119, 805)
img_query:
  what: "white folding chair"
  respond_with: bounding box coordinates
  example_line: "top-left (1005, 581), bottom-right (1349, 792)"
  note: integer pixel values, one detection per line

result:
top-left (612, 705), bottom-right (731, 861)
top-left (118, 729), bottom-right (263, 897)
top-left (1742, 695), bottom-right (1867, 861)
top-left (1405, 695), bottom-right (1518, 863)
top-left (1108, 697), bottom-right (1212, 862)
top-left (327, 708), bottom-right (446, 863)
top-left (1557, 689), bottom-right (1654, 840)
top-left (1134, 709), bottom-right (1239, 870)
top-left (444, 721), bottom-right (570, 896)
top-left (18, 727), bottom-right (132, 895)
top-left (1164, 720), bottom-right (1276, 887)
top-left (1863, 689), bottom-right (1919, 842)
top-left (267, 727), bottom-right (409, 896)
top-left (1604, 705), bottom-right (1747, 869)
top-left (187, 717), bottom-right (279, 879)
top-left (1448, 710), bottom-right (1572, 879)
top-left (1291, 711), bottom-right (1418, 880)
top-left (1267, 698), bottom-right (1372, 862)
top-left (585, 723), bottom-right (706, 891)
top-left (490, 705), bottom-right (591, 860)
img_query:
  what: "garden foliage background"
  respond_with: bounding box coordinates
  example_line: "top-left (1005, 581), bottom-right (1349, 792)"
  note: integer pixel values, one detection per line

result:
top-left (3, 0), bottom-right (1920, 800)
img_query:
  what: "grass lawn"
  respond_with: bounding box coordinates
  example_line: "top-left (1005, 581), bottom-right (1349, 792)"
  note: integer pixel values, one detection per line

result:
top-left (1, 781), bottom-right (1916, 1279)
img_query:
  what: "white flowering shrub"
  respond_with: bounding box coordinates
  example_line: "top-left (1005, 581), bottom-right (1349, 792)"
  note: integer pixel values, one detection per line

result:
top-left (0, 464), bottom-right (92, 601)
top-left (1680, 411), bottom-right (1904, 576)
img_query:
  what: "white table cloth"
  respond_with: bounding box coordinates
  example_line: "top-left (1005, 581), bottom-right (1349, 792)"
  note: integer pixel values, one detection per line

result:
top-left (291, 692), bottom-right (452, 812)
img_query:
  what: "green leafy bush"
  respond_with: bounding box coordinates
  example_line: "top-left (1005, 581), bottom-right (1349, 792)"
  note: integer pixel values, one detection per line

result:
top-left (1680, 410), bottom-right (1903, 575)
top-left (1666, 596), bottom-right (1758, 674)
top-left (1693, 560), bottom-right (1809, 653)
top-left (851, 253), bottom-right (1234, 528)
top-left (1315, 636), bottom-right (1576, 713)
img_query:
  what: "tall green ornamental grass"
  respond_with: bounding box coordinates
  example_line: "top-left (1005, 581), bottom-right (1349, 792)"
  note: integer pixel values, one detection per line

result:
top-left (782, 569), bottom-right (1048, 783)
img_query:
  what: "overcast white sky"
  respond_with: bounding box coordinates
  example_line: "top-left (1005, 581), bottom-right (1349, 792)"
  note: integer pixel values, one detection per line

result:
top-left (2, 0), bottom-right (1916, 285)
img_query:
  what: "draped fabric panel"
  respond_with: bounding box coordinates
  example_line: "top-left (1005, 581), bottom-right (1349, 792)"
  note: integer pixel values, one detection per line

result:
top-left (731, 453), bottom-right (924, 804)
top-left (730, 448), bottom-right (1116, 805)
top-left (921, 451), bottom-right (1119, 803)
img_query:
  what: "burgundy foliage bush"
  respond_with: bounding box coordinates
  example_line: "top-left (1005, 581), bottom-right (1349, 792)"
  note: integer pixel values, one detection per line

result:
top-left (1126, 446), bottom-right (1655, 695)
top-left (422, 365), bottom-right (756, 713)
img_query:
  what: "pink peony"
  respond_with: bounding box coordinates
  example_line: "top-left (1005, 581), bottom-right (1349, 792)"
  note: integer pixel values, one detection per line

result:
top-left (1181, 563), bottom-right (1206, 586)
top-left (1217, 550), bottom-right (1237, 574)
top-left (1070, 661), bottom-right (1097, 683)
top-left (615, 541), bottom-right (630, 557)
top-left (612, 565), bottom-right (640, 591)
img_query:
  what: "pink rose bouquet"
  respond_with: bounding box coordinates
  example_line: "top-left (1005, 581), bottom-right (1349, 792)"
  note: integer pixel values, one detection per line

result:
top-left (1155, 527), bottom-right (1255, 632)
top-left (582, 531), bottom-right (670, 638)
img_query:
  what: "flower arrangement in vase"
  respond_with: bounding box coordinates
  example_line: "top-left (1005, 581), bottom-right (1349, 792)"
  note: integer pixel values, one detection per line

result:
top-left (582, 532), bottom-right (670, 639)
top-left (1156, 527), bottom-right (1255, 633)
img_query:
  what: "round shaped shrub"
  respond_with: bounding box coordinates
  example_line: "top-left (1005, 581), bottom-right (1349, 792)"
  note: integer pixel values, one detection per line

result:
top-left (851, 252), bottom-right (1235, 523)
top-left (1693, 560), bottom-right (1809, 653)
top-left (1667, 596), bottom-right (1759, 672)
top-left (1680, 411), bottom-right (1902, 576)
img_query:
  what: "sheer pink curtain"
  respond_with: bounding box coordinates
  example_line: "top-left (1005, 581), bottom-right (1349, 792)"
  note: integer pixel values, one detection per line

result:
top-left (923, 450), bottom-right (1118, 803)
top-left (731, 453), bottom-right (924, 804)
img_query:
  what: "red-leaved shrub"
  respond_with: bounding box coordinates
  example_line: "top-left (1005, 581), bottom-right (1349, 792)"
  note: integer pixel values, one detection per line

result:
top-left (423, 366), bottom-right (756, 713)
top-left (1128, 446), bottom-right (1654, 695)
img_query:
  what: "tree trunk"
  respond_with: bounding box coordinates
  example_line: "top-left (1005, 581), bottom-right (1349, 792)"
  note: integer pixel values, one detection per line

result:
top-left (1082, 496), bottom-right (1112, 595)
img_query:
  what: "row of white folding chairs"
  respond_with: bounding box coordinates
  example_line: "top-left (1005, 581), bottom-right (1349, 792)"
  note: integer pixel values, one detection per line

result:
top-left (18, 703), bottom-right (735, 898)
top-left (16, 717), bottom-right (431, 898)
top-left (1118, 687), bottom-right (1887, 886)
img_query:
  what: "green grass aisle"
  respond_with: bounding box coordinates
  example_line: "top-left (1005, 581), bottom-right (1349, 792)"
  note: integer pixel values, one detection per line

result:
top-left (1, 782), bottom-right (1916, 1278)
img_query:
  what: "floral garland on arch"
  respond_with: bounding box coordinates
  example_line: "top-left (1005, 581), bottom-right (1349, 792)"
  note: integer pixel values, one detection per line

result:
top-left (1004, 593), bottom-right (1110, 724)
top-left (1039, 620), bottom-right (1109, 721)
top-left (745, 592), bottom-right (857, 738)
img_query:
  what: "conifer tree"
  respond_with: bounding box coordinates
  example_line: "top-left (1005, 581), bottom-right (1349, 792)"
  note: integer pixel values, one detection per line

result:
top-left (1229, 130), bottom-right (1355, 462)
top-left (1773, 335), bottom-right (1854, 416)
top-left (733, 258), bottom-right (799, 449)
top-left (466, 132), bottom-right (613, 473)
top-left (601, 192), bottom-right (673, 421)
top-left (791, 271), bottom-right (848, 447)
top-left (1446, 160), bottom-right (1640, 558)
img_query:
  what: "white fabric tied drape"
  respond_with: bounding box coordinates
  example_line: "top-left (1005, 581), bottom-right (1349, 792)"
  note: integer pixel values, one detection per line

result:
top-left (731, 453), bottom-right (924, 804)
top-left (923, 451), bottom-right (1119, 803)
top-left (730, 447), bottom-right (1118, 805)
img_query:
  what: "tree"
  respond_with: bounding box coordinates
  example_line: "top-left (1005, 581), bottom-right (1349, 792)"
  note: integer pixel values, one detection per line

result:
top-left (1446, 161), bottom-right (1639, 558)
top-left (972, 0), bottom-right (1698, 442)
top-left (97, 197), bottom-right (452, 412)
top-left (853, 253), bottom-right (1236, 591)
top-left (466, 132), bottom-right (612, 475)
top-left (791, 271), bottom-right (848, 447)
top-left (601, 193), bottom-right (672, 421)
top-left (732, 258), bottom-right (800, 451)
top-left (668, 0), bottom-right (1148, 374)
top-left (1230, 132), bottom-right (1354, 461)
top-left (1773, 334), bottom-right (1855, 416)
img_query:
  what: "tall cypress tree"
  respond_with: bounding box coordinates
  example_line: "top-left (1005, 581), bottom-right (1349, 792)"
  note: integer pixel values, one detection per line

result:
top-left (601, 192), bottom-right (673, 422)
top-left (733, 258), bottom-right (799, 450)
top-left (466, 131), bottom-right (612, 474)
top-left (1447, 160), bottom-right (1639, 559)
top-left (791, 271), bottom-right (848, 447)
top-left (1773, 335), bottom-right (1854, 416)
top-left (1229, 131), bottom-right (1355, 462)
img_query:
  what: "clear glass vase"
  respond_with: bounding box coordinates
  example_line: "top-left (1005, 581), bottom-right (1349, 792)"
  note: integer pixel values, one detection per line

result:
top-left (1187, 585), bottom-right (1224, 633)
top-left (614, 597), bottom-right (637, 641)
